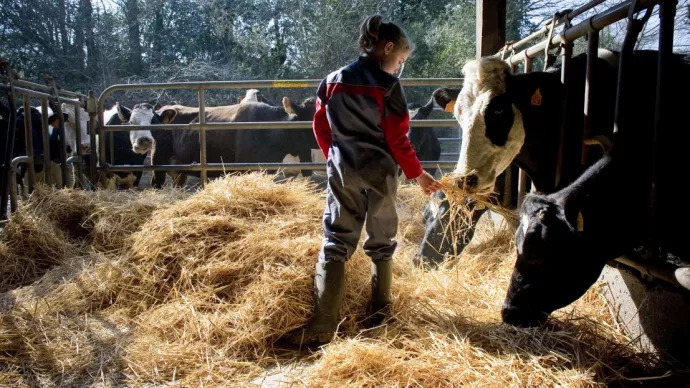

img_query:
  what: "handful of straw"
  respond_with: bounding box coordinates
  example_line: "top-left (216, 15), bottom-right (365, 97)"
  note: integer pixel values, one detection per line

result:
top-left (433, 172), bottom-right (519, 256)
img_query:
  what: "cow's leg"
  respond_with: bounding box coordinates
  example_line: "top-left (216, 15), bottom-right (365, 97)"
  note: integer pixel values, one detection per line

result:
top-left (415, 190), bottom-right (487, 268)
top-left (133, 171), bottom-right (143, 189)
top-left (172, 173), bottom-right (187, 188)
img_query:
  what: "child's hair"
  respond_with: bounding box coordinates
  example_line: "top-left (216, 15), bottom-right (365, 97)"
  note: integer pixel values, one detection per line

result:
top-left (358, 15), bottom-right (413, 57)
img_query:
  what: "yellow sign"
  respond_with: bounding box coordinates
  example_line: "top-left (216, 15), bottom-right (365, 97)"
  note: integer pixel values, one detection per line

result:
top-left (272, 81), bottom-right (310, 88)
top-left (445, 99), bottom-right (456, 113)
top-left (531, 88), bottom-right (542, 106)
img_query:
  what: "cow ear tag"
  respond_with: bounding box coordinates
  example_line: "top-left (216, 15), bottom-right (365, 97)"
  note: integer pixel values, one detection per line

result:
top-left (577, 211), bottom-right (584, 232)
top-left (531, 88), bottom-right (542, 106)
top-left (445, 99), bottom-right (456, 113)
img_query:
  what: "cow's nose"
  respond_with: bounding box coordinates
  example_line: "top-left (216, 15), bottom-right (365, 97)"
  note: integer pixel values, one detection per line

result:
top-left (137, 137), bottom-right (153, 148)
top-left (66, 145), bottom-right (73, 154)
top-left (81, 144), bottom-right (90, 154)
top-left (457, 174), bottom-right (478, 189)
top-left (501, 303), bottom-right (546, 328)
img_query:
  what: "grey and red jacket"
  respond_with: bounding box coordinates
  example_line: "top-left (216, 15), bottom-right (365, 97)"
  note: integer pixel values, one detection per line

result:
top-left (313, 55), bottom-right (424, 180)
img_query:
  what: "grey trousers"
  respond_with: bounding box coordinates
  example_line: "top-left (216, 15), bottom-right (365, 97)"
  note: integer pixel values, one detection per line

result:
top-left (319, 147), bottom-right (399, 263)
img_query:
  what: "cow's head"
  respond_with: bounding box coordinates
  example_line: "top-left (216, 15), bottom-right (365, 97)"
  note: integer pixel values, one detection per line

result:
top-left (502, 186), bottom-right (601, 327)
top-left (283, 96), bottom-right (316, 121)
top-left (126, 103), bottom-right (156, 154)
top-left (60, 103), bottom-right (89, 155)
top-left (439, 57), bottom-right (526, 195)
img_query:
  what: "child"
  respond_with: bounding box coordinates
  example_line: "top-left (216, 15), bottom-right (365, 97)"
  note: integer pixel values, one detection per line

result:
top-left (286, 15), bottom-right (442, 346)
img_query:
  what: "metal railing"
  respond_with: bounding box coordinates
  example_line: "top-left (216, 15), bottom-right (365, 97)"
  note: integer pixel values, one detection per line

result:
top-left (96, 78), bottom-right (464, 187)
top-left (0, 59), bottom-right (89, 220)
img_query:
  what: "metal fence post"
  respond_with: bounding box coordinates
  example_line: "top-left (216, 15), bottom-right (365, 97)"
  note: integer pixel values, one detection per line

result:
top-left (87, 91), bottom-right (98, 189)
top-left (22, 98), bottom-right (36, 194)
top-left (40, 98), bottom-right (52, 186)
top-left (198, 87), bottom-right (207, 186)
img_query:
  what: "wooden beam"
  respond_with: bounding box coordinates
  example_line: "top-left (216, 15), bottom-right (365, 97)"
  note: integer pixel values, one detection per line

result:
top-left (476, 0), bottom-right (507, 58)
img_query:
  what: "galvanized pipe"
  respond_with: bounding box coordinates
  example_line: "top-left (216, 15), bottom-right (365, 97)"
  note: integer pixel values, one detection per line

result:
top-left (98, 78), bottom-right (463, 102)
top-left (555, 41), bottom-right (574, 189)
top-left (438, 137), bottom-right (461, 141)
top-left (0, 85), bottom-right (82, 106)
top-left (198, 87), bottom-right (207, 185)
top-left (507, 0), bottom-right (657, 66)
top-left (500, 0), bottom-right (607, 56)
top-left (87, 91), bottom-right (98, 189)
top-left (49, 85), bottom-right (69, 188)
top-left (0, 77), bottom-right (86, 98)
top-left (582, 30), bottom-right (600, 166)
top-left (22, 98), bottom-right (36, 193)
top-left (9, 156), bottom-right (31, 213)
top-left (74, 105), bottom-right (83, 188)
top-left (1, 91), bottom-right (17, 220)
top-left (40, 99), bottom-right (52, 186)
top-left (100, 119), bottom-right (461, 132)
top-left (614, 255), bottom-right (689, 291)
top-left (106, 160), bottom-right (457, 173)
top-left (649, 0), bottom-right (676, 258)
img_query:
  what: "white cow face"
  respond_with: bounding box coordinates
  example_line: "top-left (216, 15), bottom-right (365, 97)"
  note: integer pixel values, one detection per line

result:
top-left (61, 103), bottom-right (90, 155)
top-left (453, 57), bottom-right (525, 195)
top-left (127, 103), bottom-right (156, 154)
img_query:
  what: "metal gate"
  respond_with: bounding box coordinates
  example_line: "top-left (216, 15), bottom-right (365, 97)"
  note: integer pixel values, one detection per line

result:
top-left (0, 58), bottom-right (89, 221)
top-left (95, 78), bottom-right (464, 187)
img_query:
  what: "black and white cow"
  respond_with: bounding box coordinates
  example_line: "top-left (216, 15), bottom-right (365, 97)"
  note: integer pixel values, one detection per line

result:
top-left (98, 103), bottom-right (149, 190)
top-left (416, 49), bottom-right (620, 266)
top-left (501, 49), bottom-right (690, 327)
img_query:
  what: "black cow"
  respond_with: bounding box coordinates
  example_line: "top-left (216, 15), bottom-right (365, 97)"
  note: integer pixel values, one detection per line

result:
top-left (416, 50), bottom-right (619, 266)
top-left (502, 49), bottom-right (690, 327)
top-left (404, 97), bottom-right (442, 179)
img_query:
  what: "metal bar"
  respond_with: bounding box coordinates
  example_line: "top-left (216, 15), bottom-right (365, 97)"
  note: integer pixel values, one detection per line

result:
top-left (198, 87), bottom-right (207, 186)
top-left (109, 131), bottom-right (114, 165)
top-left (524, 56), bottom-right (533, 72)
top-left (582, 30), bottom-right (600, 166)
top-left (87, 91), bottom-right (98, 189)
top-left (22, 98), bottom-right (36, 193)
top-left (1, 63), bottom-right (18, 220)
top-left (98, 78), bottom-right (463, 101)
top-left (0, 85), bottom-right (82, 106)
top-left (49, 84), bottom-right (69, 188)
top-left (100, 119), bottom-right (462, 132)
top-left (518, 169), bottom-right (529, 206)
top-left (614, 255), bottom-right (688, 291)
top-left (98, 99), bottom-right (106, 174)
top-left (74, 105), bottom-right (83, 188)
top-left (440, 153), bottom-right (460, 156)
top-left (0, 77), bottom-right (86, 98)
top-left (10, 156), bottom-right (31, 213)
top-left (555, 40), bottom-right (574, 189)
top-left (438, 137), bottom-right (461, 141)
top-left (507, 0), bottom-right (657, 66)
top-left (649, 0), bottom-right (676, 259)
top-left (502, 165), bottom-right (514, 207)
top-left (107, 161), bottom-right (458, 173)
top-left (502, 0), bottom-right (607, 56)
top-left (40, 99), bottom-right (52, 186)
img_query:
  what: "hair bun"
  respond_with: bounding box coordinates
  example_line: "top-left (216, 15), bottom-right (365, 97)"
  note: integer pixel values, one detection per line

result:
top-left (359, 15), bottom-right (384, 53)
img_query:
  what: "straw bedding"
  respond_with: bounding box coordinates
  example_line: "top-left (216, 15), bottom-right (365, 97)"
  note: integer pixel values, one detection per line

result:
top-left (0, 173), bottom-right (667, 386)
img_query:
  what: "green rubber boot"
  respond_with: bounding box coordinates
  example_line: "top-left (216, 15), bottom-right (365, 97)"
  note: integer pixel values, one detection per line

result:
top-left (284, 260), bottom-right (345, 347)
top-left (363, 259), bottom-right (393, 329)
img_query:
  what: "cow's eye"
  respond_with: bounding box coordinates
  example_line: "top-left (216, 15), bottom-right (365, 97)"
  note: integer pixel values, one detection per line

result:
top-left (484, 94), bottom-right (514, 147)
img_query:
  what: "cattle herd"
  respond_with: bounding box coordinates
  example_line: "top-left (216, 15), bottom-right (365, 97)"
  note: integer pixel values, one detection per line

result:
top-left (1, 48), bottom-right (689, 328)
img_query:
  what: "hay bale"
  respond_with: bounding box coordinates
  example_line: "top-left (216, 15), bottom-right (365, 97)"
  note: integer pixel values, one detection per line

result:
top-left (0, 172), bottom-right (670, 386)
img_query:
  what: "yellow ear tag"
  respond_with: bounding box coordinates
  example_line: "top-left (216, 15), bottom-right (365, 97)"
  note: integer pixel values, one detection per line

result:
top-left (444, 99), bottom-right (456, 113)
top-left (531, 88), bottom-right (542, 106)
top-left (577, 211), bottom-right (584, 232)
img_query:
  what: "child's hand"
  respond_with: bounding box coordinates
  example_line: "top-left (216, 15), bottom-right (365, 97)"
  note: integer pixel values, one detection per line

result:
top-left (415, 171), bottom-right (442, 195)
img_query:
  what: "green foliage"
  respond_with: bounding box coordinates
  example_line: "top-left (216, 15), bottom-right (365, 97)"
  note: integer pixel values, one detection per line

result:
top-left (0, 0), bottom-right (578, 106)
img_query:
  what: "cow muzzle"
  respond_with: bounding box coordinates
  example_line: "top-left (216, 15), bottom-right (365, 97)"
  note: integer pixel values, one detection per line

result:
top-left (133, 137), bottom-right (153, 154)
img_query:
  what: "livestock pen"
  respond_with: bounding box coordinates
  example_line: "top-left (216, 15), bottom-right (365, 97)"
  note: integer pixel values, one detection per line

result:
top-left (0, 0), bottom-right (689, 386)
